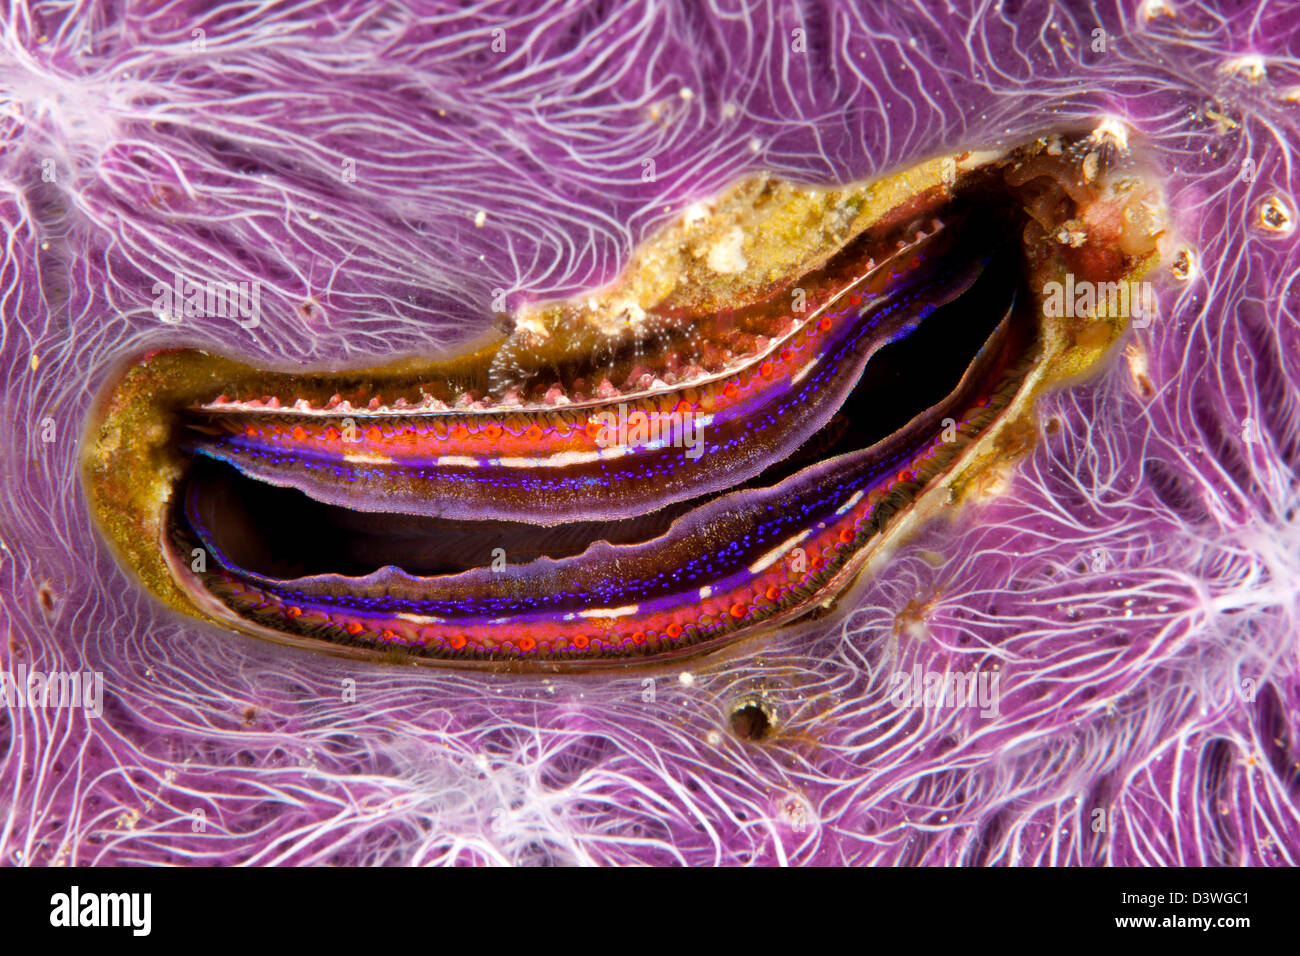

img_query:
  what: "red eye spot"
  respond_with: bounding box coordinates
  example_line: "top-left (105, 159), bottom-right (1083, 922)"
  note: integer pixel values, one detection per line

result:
top-left (525, 424), bottom-right (544, 440)
top-left (665, 623), bottom-right (683, 638)
top-left (244, 426), bottom-right (258, 438)
top-left (572, 635), bottom-right (590, 649)
top-left (780, 347), bottom-right (794, 362)
top-left (451, 424), bottom-right (469, 440)
top-left (631, 631), bottom-right (646, 645)
top-left (838, 527), bottom-right (854, 543)
top-left (449, 634), bottom-right (467, 650)
top-left (765, 585), bottom-right (780, 601)
top-left (291, 426), bottom-right (307, 441)
top-left (729, 602), bottom-right (748, 619)
top-left (483, 423), bottom-right (503, 440)
top-left (286, 606), bottom-right (302, 618)
top-left (723, 382), bottom-right (739, 399)
top-left (346, 622), bottom-right (364, 635)
top-left (584, 420), bottom-right (602, 441)
top-left (760, 361), bottom-right (775, 377)
top-left (323, 427), bottom-right (339, 441)
top-left (365, 427), bottom-right (382, 442)
top-left (675, 401), bottom-right (692, 415)
top-left (818, 316), bottom-right (833, 332)
top-left (381, 629), bottom-right (397, 641)
top-left (518, 636), bottom-right (536, 652)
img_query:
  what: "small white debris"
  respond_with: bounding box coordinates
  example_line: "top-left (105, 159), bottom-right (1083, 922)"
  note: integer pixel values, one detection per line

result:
top-left (1090, 117), bottom-right (1130, 152)
top-left (682, 201), bottom-right (711, 227)
top-left (1054, 225), bottom-right (1089, 247)
top-left (705, 226), bottom-right (747, 274)
top-left (1138, 0), bottom-right (1174, 22)
top-left (1219, 54), bottom-right (1266, 83)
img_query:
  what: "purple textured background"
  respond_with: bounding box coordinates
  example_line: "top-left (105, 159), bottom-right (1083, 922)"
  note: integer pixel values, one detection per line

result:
top-left (1, 0), bottom-right (1297, 864)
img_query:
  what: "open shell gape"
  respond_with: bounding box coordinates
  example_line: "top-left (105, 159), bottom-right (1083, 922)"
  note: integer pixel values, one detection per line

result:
top-left (2, 1), bottom-right (1298, 869)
